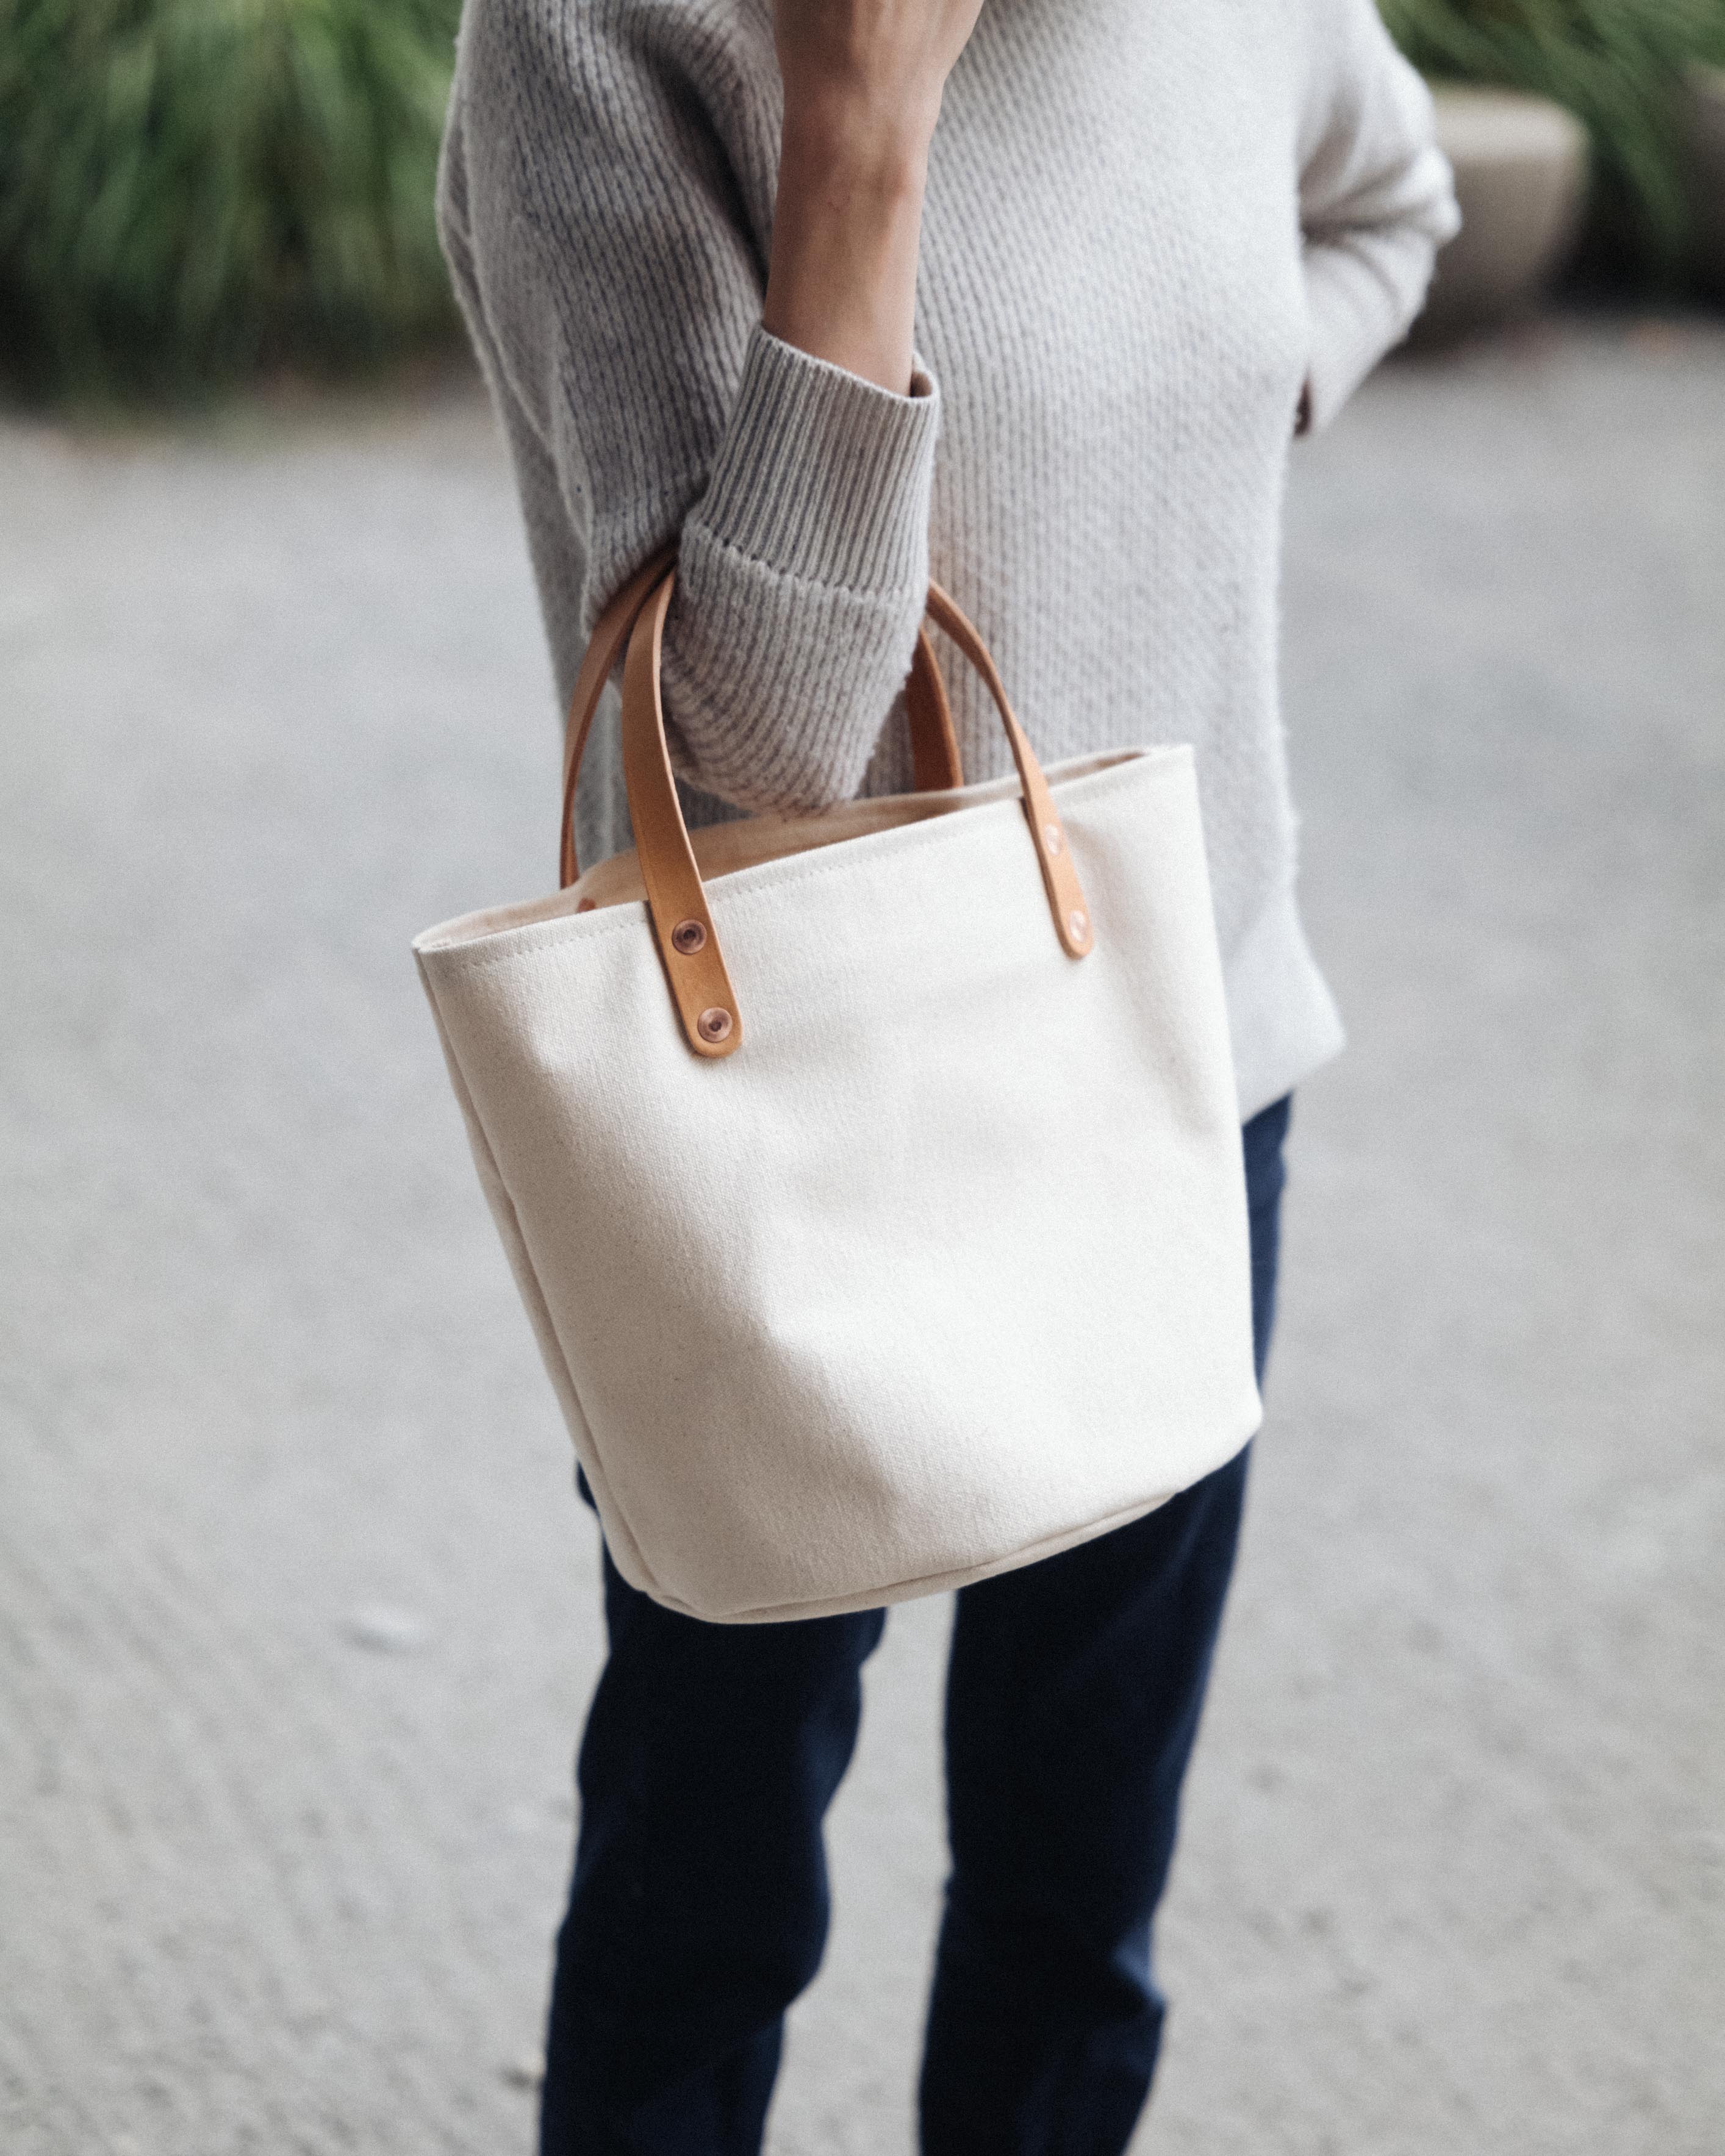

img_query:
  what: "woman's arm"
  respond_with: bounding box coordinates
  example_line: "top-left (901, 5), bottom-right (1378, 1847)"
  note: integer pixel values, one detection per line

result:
top-left (439, 2), bottom-right (980, 823)
top-left (1296, 0), bottom-right (1460, 432)
top-left (762, 1), bottom-right (983, 393)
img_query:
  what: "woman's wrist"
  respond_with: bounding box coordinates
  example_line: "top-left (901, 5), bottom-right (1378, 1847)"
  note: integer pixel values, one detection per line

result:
top-left (763, 101), bottom-right (932, 395)
top-left (762, 0), bottom-right (984, 392)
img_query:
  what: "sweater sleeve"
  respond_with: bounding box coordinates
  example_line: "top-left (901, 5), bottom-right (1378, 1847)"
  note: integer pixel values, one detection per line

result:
top-left (1296, 0), bottom-right (1460, 431)
top-left (440, 1), bottom-right (938, 815)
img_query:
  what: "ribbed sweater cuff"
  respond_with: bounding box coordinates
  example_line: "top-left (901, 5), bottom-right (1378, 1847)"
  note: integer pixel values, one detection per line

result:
top-left (688, 323), bottom-right (941, 593)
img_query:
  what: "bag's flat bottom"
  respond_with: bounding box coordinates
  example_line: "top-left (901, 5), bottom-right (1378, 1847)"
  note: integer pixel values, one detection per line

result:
top-left (596, 1412), bottom-right (1261, 1625)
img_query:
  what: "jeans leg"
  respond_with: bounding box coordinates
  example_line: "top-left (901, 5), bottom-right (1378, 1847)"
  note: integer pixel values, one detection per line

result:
top-left (1244, 1092), bottom-right (1290, 1386)
top-left (920, 1095), bottom-right (1291, 2156)
top-left (540, 1530), bottom-right (885, 2156)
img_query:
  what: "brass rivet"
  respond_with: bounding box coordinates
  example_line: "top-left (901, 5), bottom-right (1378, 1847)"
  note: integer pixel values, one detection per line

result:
top-left (671, 919), bottom-right (706, 956)
top-left (1069, 910), bottom-right (1088, 943)
top-left (697, 1006), bottom-right (733, 1044)
top-left (1044, 822), bottom-right (1063, 854)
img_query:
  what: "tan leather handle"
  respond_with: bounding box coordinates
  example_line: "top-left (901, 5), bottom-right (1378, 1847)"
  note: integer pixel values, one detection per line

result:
top-left (921, 583), bottom-right (1094, 963)
top-left (906, 628), bottom-right (963, 794)
top-left (620, 576), bottom-right (745, 1058)
top-left (559, 546), bottom-right (679, 889)
top-left (619, 571), bottom-right (1092, 1059)
top-left (560, 550), bottom-right (962, 888)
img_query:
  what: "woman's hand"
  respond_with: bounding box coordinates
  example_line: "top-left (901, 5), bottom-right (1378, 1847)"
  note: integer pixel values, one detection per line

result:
top-left (763, 1), bottom-right (985, 393)
top-left (772, 0), bottom-right (984, 154)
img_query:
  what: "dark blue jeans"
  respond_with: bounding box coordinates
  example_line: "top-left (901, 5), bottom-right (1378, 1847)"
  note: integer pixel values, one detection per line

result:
top-left (542, 1095), bottom-right (1291, 2156)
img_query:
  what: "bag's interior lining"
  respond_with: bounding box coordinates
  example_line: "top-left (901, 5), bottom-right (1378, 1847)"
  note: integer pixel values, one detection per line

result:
top-left (577, 747), bottom-right (1151, 914)
top-left (422, 748), bottom-right (1158, 949)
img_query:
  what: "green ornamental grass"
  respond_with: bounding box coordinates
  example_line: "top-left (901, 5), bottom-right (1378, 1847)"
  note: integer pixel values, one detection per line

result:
top-left (2, 0), bottom-right (1718, 399)
top-left (0, 0), bottom-right (462, 398)
top-left (1378, 0), bottom-right (1724, 273)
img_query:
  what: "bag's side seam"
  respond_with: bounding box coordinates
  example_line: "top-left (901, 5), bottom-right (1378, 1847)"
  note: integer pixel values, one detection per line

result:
top-left (412, 957), bottom-right (667, 1599)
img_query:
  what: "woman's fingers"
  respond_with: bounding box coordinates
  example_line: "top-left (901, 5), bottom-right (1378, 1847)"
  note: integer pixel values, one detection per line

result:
top-left (771, 0), bottom-right (985, 150)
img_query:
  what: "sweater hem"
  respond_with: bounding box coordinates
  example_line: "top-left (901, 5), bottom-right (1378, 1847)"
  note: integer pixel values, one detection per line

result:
top-left (1224, 887), bottom-right (1346, 1120)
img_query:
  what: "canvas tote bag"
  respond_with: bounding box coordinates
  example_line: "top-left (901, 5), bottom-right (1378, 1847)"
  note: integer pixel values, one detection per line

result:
top-left (414, 551), bottom-right (1261, 1624)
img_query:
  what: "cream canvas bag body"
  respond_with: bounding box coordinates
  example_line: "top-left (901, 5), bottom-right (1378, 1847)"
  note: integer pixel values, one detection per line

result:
top-left (414, 553), bottom-right (1261, 1623)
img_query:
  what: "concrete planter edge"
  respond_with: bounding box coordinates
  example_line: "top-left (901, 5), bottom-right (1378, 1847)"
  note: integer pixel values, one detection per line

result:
top-left (1412, 84), bottom-right (1590, 346)
top-left (1684, 63), bottom-right (1725, 295)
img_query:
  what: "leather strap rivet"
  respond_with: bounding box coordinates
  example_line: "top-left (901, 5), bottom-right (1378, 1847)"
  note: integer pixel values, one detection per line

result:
top-left (1069, 911), bottom-right (1089, 943)
top-left (697, 1006), bottom-right (733, 1044)
top-left (1044, 822), bottom-right (1063, 854)
top-left (671, 919), bottom-right (707, 956)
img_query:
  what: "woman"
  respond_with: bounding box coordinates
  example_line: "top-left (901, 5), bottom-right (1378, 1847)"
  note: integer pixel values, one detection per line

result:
top-left (437, 2), bottom-right (1457, 2148)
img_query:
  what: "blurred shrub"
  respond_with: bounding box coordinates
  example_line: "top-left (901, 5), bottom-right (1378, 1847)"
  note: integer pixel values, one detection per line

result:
top-left (1379, 0), bottom-right (1724, 274)
top-left (0, 0), bottom-right (462, 399)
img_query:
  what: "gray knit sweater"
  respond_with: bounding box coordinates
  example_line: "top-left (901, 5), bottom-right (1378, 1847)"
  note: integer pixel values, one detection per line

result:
top-left (437, 0), bottom-right (1458, 1119)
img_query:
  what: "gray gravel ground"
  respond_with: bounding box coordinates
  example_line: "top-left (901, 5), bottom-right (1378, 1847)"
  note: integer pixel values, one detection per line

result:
top-left (2, 315), bottom-right (1721, 2156)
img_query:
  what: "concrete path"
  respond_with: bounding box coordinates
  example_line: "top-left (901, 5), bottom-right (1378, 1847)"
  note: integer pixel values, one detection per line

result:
top-left (2, 317), bottom-right (1721, 2155)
